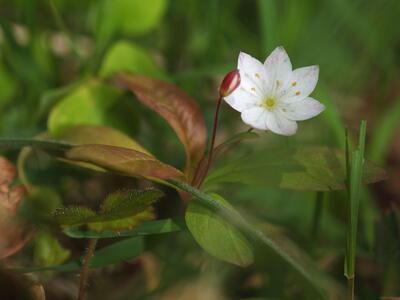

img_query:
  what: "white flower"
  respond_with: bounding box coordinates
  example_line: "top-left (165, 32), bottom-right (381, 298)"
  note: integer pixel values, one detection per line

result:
top-left (224, 47), bottom-right (325, 136)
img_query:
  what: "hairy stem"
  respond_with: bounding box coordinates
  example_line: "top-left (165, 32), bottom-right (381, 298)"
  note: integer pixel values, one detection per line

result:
top-left (78, 238), bottom-right (98, 300)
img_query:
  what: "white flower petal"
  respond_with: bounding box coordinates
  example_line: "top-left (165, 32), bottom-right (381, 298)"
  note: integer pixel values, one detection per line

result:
top-left (238, 52), bottom-right (267, 94)
top-left (266, 111), bottom-right (298, 136)
top-left (224, 87), bottom-right (260, 112)
top-left (238, 52), bottom-right (264, 73)
top-left (280, 65), bottom-right (319, 102)
top-left (280, 97), bottom-right (325, 121)
top-left (240, 106), bottom-right (269, 130)
top-left (263, 46), bottom-right (292, 90)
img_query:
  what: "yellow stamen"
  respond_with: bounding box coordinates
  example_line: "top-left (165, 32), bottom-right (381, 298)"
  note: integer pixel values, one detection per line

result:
top-left (262, 97), bottom-right (276, 110)
top-left (251, 87), bottom-right (256, 92)
top-left (295, 91), bottom-right (301, 96)
top-left (255, 73), bottom-right (261, 79)
top-left (292, 81), bottom-right (297, 86)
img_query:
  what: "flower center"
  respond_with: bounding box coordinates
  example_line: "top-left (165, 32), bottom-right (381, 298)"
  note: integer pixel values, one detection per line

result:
top-left (262, 96), bottom-right (277, 110)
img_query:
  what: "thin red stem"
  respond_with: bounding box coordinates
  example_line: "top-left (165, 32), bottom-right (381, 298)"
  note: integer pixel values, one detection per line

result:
top-left (194, 95), bottom-right (223, 188)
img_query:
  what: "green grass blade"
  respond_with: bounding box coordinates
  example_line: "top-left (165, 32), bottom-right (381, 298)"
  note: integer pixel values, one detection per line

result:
top-left (345, 120), bottom-right (367, 293)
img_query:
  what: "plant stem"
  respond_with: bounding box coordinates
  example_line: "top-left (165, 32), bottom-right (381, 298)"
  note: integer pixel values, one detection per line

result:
top-left (311, 192), bottom-right (324, 239)
top-left (348, 277), bottom-right (355, 300)
top-left (193, 95), bottom-right (223, 187)
top-left (78, 238), bottom-right (98, 300)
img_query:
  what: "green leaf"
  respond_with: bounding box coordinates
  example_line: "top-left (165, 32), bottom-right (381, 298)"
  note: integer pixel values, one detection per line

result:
top-left (54, 206), bottom-right (97, 226)
top-left (91, 0), bottom-right (168, 43)
top-left (58, 125), bottom-right (151, 155)
top-left (100, 41), bottom-right (165, 79)
top-left (193, 131), bottom-right (258, 186)
top-left (185, 193), bottom-right (254, 267)
top-left (33, 231), bottom-right (71, 270)
top-left (14, 237), bottom-right (144, 273)
top-left (63, 218), bottom-right (184, 239)
top-left (205, 146), bottom-right (387, 192)
top-left (54, 189), bottom-right (163, 232)
top-left (47, 79), bottom-right (124, 137)
top-left (170, 179), bottom-right (344, 299)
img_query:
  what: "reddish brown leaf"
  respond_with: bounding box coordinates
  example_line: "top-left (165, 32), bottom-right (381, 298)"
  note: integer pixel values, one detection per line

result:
top-left (117, 74), bottom-right (207, 181)
top-left (65, 144), bottom-right (185, 181)
top-left (0, 157), bottom-right (35, 259)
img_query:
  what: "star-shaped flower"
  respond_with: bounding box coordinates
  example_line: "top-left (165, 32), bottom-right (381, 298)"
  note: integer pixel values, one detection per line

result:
top-left (224, 47), bottom-right (325, 135)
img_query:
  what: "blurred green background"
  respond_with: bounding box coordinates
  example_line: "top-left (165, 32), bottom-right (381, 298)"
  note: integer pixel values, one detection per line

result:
top-left (1, 0), bottom-right (400, 299)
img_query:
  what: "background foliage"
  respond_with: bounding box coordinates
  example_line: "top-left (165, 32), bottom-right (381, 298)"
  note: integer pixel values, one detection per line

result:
top-left (1, 0), bottom-right (400, 299)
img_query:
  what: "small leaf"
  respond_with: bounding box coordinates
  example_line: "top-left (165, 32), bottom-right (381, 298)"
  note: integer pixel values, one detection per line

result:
top-left (14, 237), bottom-right (144, 273)
top-left (54, 206), bottom-right (96, 226)
top-left (99, 189), bottom-right (163, 219)
top-left (63, 218), bottom-right (185, 239)
top-left (0, 156), bottom-right (35, 259)
top-left (205, 146), bottom-right (387, 191)
top-left (185, 193), bottom-right (254, 267)
top-left (117, 74), bottom-right (207, 181)
top-left (33, 230), bottom-right (71, 269)
top-left (54, 189), bottom-right (164, 232)
top-left (100, 41), bottom-right (165, 79)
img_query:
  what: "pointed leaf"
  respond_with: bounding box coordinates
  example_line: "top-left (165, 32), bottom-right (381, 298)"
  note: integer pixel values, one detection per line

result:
top-left (117, 74), bottom-right (207, 180)
top-left (65, 144), bottom-right (184, 181)
top-left (185, 193), bottom-right (254, 267)
top-left (205, 146), bottom-right (387, 191)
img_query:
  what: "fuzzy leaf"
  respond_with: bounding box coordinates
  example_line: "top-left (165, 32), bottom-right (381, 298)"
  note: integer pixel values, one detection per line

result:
top-left (54, 189), bottom-right (163, 232)
top-left (185, 193), bottom-right (254, 267)
top-left (205, 146), bottom-right (387, 191)
top-left (117, 74), bottom-right (207, 181)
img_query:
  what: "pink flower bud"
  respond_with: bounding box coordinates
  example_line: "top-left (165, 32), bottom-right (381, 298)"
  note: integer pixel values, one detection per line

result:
top-left (219, 69), bottom-right (240, 97)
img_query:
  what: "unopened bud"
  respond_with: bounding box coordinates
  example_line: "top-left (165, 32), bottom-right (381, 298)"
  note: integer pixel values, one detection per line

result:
top-left (219, 69), bottom-right (240, 97)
